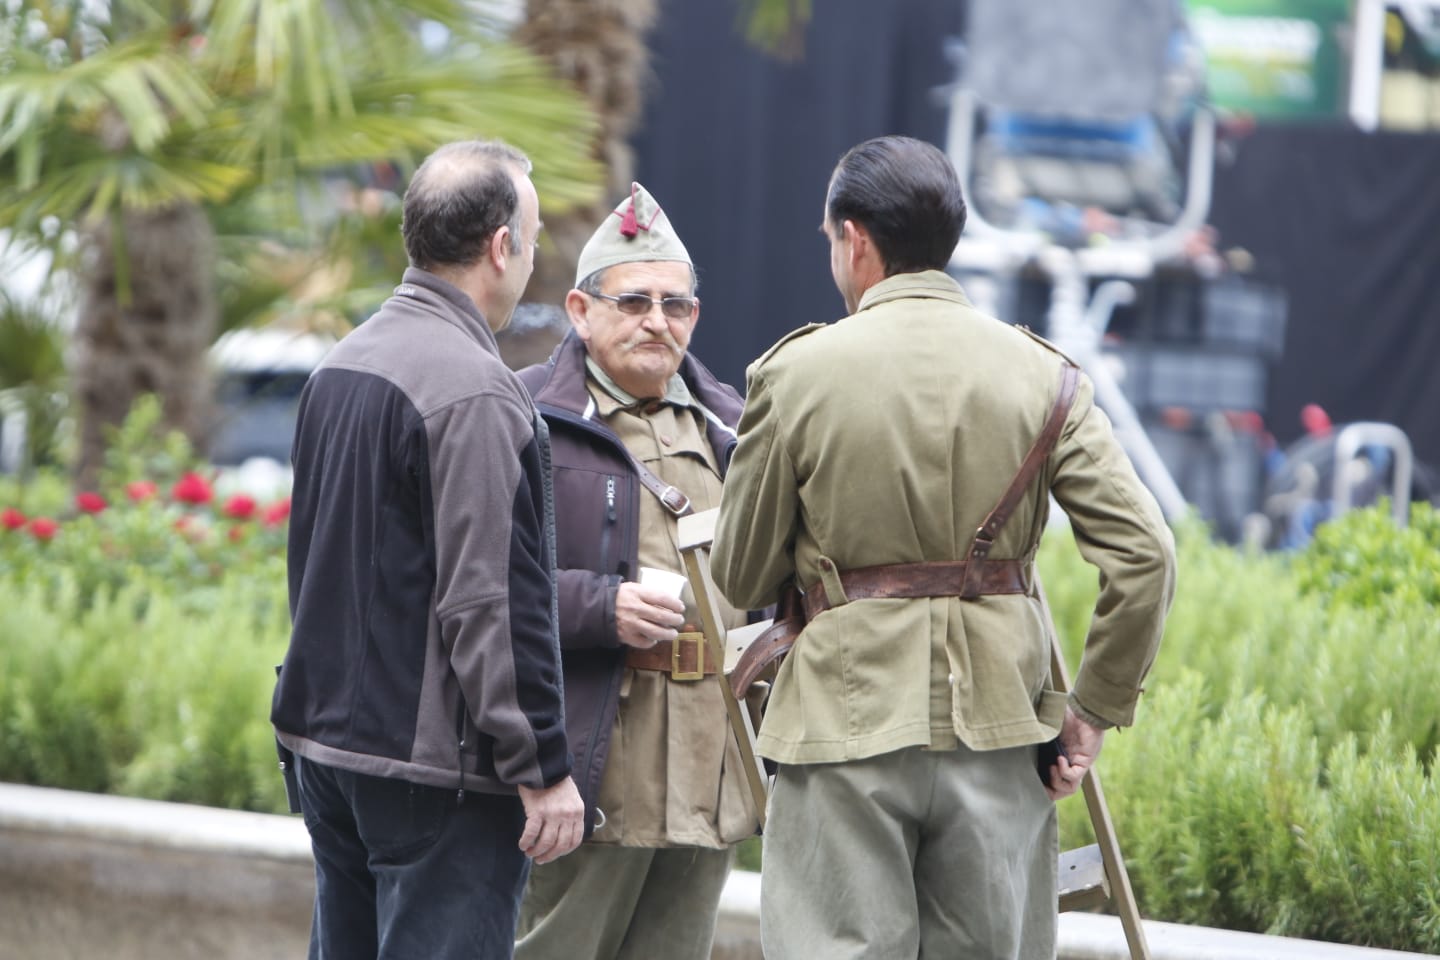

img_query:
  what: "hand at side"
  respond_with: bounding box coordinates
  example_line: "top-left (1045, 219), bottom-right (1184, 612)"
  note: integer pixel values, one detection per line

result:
top-left (1043, 706), bottom-right (1105, 801)
top-left (516, 777), bottom-right (584, 864)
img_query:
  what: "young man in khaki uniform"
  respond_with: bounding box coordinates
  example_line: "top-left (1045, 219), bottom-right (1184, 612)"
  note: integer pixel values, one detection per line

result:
top-left (712, 136), bottom-right (1177, 959)
top-left (514, 184), bottom-right (758, 960)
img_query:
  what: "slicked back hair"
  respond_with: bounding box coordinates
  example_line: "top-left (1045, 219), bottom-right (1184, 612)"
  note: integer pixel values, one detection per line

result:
top-left (402, 140), bottom-right (532, 271)
top-left (825, 136), bottom-right (967, 276)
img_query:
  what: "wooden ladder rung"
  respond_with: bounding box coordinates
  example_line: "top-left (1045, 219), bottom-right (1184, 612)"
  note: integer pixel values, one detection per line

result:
top-left (1058, 843), bottom-right (1110, 913)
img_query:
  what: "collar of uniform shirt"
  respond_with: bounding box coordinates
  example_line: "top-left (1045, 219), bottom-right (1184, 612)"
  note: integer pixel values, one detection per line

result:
top-left (584, 355), bottom-right (694, 412)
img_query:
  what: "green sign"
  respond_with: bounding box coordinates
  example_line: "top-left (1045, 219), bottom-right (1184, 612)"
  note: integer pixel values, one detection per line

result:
top-left (1186, 0), bottom-right (1351, 119)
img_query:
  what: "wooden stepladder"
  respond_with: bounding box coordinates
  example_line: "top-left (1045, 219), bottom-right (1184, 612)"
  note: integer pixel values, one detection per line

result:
top-left (677, 507), bottom-right (1149, 960)
top-left (1045, 584), bottom-right (1152, 960)
top-left (676, 508), bottom-right (771, 832)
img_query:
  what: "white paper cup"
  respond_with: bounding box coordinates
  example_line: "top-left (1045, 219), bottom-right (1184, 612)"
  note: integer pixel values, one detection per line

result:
top-left (639, 566), bottom-right (688, 600)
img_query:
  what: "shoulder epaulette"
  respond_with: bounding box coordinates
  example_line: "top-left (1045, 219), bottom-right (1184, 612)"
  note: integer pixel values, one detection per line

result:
top-left (1014, 324), bottom-right (1080, 367)
top-left (753, 322), bottom-right (827, 369)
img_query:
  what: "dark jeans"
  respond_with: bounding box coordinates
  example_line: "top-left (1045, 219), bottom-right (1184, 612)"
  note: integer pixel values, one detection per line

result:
top-left (296, 755), bottom-right (530, 960)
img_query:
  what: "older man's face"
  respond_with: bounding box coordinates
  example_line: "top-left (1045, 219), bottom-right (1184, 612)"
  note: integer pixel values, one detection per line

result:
top-left (569, 260), bottom-right (698, 399)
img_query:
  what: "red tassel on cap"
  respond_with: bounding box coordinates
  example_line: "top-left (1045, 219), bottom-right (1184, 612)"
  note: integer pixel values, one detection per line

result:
top-left (618, 183), bottom-right (640, 237)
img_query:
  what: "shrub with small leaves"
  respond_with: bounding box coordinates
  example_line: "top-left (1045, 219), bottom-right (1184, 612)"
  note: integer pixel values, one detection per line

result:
top-left (1042, 505), bottom-right (1439, 953)
top-left (1292, 500), bottom-right (1440, 610)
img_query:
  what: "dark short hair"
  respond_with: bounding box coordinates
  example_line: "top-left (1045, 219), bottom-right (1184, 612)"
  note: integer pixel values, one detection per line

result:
top-left (825, 136), bottom-right (967, 276)
top-left (401, 140), bottom-right (532, 271)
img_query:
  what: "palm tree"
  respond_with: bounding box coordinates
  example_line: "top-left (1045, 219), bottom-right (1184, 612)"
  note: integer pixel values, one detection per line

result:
top-left (513, 0), bottom-right (659, 315)
top-left (0, 283), bottom-right (68, 477)
top-left (0, 0), bottom-right (602, 487)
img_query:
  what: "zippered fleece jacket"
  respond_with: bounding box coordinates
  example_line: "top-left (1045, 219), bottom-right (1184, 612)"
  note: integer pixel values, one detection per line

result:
top-left (272, 268), bottom-right (572, 796)
top-left (516, 332), bottom-right (743, 831)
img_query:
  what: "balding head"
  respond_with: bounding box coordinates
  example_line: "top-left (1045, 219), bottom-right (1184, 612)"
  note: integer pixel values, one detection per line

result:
top-left (401, 140), bottom-right (533, 271)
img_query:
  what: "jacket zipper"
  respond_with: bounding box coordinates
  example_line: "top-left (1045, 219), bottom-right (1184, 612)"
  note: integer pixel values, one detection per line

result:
top-left (454, 705), bottom-right (467, 805)
top-left (600, 475), bottom-right (617, 572)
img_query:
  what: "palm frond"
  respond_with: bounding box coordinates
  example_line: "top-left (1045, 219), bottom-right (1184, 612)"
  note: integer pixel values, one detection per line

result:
top-left (198, 0), bottom-right (508, 118)
top-left (0, 291), bottom-right (67, 388)
top-left (1, 0), bottom-right (604, 296)
top-left (0, 36), bottom-right (211, 165)
top-left (2, 150), bottom-right (252, 227)
top-left (227, 35), bottom-right (603, 211)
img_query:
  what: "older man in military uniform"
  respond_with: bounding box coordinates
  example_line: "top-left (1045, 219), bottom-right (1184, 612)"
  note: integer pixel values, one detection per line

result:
top-left (514, 183), bottom-right (758, 960)
top-left (712, 136), bottom-right (1177, 959)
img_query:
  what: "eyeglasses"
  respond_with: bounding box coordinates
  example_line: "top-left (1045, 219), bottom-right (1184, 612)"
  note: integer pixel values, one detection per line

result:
top-left (590, 292), bottom-right (698, 320)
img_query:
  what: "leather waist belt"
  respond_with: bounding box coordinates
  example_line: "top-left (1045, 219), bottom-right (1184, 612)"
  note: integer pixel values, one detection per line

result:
top-left (729, 362), bottom-right (1077, 702)
top-left (801, 559), bottom-right (1030, 621)
top-left (625, 632), bottom-right (715, 680)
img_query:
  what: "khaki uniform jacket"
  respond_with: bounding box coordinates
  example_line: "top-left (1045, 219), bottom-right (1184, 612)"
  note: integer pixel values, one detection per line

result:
top-left (711, 270), bottom-right (1176, 765)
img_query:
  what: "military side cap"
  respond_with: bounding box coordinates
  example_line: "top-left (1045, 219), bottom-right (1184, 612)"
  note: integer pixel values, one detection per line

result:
top-left (575, 182), bottom-right (693, 286)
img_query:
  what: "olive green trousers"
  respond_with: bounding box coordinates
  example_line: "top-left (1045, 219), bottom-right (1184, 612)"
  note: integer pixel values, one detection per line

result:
top-left (760, 743), bottom-right (1057, 959)
top-left (515, 843), bottom-right (734, 960)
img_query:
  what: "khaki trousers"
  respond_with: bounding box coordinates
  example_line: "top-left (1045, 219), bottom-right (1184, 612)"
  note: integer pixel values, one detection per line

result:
top-left (760, 743), bottom-right (1057, 960)
top-left (515, 843), bottom-right (734, 960)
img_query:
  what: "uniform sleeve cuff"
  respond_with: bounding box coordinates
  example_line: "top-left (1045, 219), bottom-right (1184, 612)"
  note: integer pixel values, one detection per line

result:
top-left (1068, 692), bottom-right (1117, 731)
top-left (603, 575), bottom-right (623, 647)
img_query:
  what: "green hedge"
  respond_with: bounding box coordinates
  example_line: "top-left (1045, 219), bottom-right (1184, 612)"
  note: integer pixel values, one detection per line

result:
top-left (1046, 504), bottom-right (1440, 952)
top-left (2, 471), bottom-right (1438, 949)
top-left (0, 568), bottom-right (290, 812)
top-left (0, 401), bottom-right (294, 813)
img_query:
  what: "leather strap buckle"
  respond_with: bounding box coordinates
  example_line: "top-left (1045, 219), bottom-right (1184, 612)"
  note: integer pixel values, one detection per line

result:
top-left (659, 485), bottom-right (691, 516)
top-left (670, 631), bottom-right (706, 681)
top-left (960, 528), bottom-right (993, 599)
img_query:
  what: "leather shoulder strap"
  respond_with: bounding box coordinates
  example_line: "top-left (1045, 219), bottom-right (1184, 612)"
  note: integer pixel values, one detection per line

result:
top-left (959, 362), bottom-right (1080, 598)
top-left (618, 445), bottom-right (693, 516)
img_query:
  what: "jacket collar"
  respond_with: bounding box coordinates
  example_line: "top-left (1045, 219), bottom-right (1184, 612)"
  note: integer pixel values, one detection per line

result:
top-left (391, 267), bottom-right (501, 356)
top-left (584, 354), bottom-right (695, 411)
top-left (527, 331), bottom-right (741, 438)
top-left (854, 269), bottom-right (972, 314)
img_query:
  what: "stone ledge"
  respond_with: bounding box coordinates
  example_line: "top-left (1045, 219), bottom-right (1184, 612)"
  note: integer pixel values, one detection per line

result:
top-left (1, 783), bottom-right (1431, 960)
top-left (0, 780), bottom-right (312, 861)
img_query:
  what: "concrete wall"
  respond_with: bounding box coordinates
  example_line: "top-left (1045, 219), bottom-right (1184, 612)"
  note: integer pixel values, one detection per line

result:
top-left (0, 783), bottom-right (1430, 960)
top-left (0, 783), bottom-right (758, 960)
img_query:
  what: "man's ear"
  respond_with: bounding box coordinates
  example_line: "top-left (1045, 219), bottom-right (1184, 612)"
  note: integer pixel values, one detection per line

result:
top-left (564, 288), bottom-right (592, 340)
top-left (842, 219), bottom-right (869, 269)
top-left (489, 225), bottom-right (512, 271)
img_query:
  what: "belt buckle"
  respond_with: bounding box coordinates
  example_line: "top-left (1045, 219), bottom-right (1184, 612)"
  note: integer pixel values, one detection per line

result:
top-left (670, 631), bottom-right (706, 681)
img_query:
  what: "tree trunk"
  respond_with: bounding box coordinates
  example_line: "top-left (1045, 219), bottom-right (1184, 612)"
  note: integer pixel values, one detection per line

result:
top-left (72, 203), bottom-right (217, 489)
top-left (508, 0), bottom-right (660, 365)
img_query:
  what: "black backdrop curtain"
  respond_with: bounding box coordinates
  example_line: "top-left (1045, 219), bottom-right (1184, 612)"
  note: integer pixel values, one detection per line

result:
top-left (632, 0), bottom-right (967, 380)
top-left (1208, 127), bottom-right (1440, 467)
top-left (633, 1), bottom-right (1440, 469)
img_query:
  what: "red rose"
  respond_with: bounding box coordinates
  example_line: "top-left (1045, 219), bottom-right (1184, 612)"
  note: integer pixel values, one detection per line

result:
top-left (261, 498), bottom-right (291, 527)
top-left (76, 491), bottom-right (108, 514)
top-left (29, 517), bottom-right (59, 541)
top-left (126, 481), bottom-right (159, 502)
top-left (171, 471), bottom-right (214, 505)
top-left (222, 494), bottom-right (257, 520)
top-left (1, 507), bottom-right (25, 531)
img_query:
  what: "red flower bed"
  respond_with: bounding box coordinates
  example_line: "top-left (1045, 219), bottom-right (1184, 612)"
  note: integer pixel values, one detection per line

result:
top-left (223, 494), bottom-right (257, 520)
top-left (28, 517), bottom-right (59, 541)
top-left (76, 492), bottom-right (108, 514)
top-left (2, 471), bottom-right (290, 559)
top-left (171, 472), bottom-right (215, 505)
